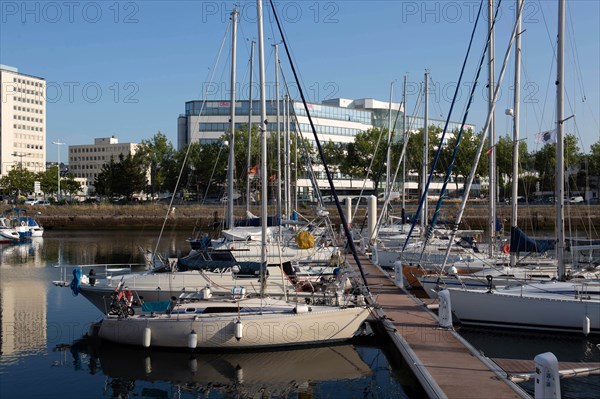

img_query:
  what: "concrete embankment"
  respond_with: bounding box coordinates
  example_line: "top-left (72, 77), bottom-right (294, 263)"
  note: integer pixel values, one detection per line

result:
top-left (8, 202), bottom-right (600, 237)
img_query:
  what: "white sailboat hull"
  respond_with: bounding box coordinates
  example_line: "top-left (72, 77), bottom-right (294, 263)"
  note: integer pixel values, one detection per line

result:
top-left (98, 300), bottom-right (370, 349)
top-left (448, 283), bottom-right (600, 334)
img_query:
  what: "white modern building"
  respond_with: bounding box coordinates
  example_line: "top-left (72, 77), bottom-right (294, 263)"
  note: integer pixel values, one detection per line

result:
top-left (0, 65), bottom-right (47, 177)
top-left (177, 97), bottom-right (477, 198)
top-left (68, 136), bottom-right (139, 195)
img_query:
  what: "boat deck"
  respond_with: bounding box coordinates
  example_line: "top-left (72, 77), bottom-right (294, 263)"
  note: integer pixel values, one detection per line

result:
top-left (347, 252), bottom-right (530, 399)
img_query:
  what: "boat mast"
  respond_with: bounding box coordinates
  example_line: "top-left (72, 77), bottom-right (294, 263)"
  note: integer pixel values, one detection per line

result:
top-left (284, 93), bottom-right (291, 217)
top-left (275, 43), bottom-right (282, 221)
top-left (402, 75), bottom-right (407, 221)
top-left (246, 40), bottom-right (255, 216)
top-left (257, 0), bottom-right (268, 275)
top-left (509, 0), bottom-right (522, 268)
top-left (383, 81), bottom-right (394, 223)
top-left (487, 0), bottom-right (497, 257)
top-left (421, 71), bottom-right (429, 234)
top-left (227, 8), bottom-right (239, 229)
top-left (556, 0), bottom-right (566, 279)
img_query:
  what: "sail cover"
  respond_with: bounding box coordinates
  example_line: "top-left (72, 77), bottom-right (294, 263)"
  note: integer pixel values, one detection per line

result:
top-left (510, 226), bottom-right (555, 253)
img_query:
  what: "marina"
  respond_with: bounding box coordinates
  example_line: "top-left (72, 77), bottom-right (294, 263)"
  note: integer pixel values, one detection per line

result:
top-left (1, 230), bottom-right (599, 398)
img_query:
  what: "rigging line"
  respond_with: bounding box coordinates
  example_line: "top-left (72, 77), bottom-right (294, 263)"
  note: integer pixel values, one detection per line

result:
top-left (268, 0), bottom-right (370, 293)
top-left (371, 85), bottom-right (425, 237)
top-left (566, 3), bottom-right (586, 102)
top-left (401, 0), bottom-right (486, 253)
top-left (278, 64), bottom-right (325, 207)
top-left (151, 19), bottom-right (232, 261)
top-left (439, 0), bottom-right (525, 272)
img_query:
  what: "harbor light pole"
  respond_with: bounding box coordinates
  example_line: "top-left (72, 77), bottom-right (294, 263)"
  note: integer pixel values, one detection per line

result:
top-left (52, 141), bottom-right (65, 201)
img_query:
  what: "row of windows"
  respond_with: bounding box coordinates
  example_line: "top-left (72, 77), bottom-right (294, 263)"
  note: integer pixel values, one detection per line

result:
top-left (14, 132), bottom-right (43, 141)
top-left (12, 77), bottom-right (43, 87)
top-left (74, 173), bottom-right (97, 180)
top-left (186, 100), bottom-right (292, 117)
top-left (13, 96), bottom-right (44, 105)
top-left (13, 105), bottom-right (43, 114)
top-left (25, 143), bottom-right (44, 150)
top-left (293, 104), bottom-right (371, 124)
top-left (13, 115), bottom-right (44, 123)
top-left (298, 123), bottom-right (362, 137)
top-left (70, 147), bottom-right (131, 153)
top-left (71, 157), bottom-right (109, 163)
top-left (70, 163), bottom-right (103, 169)
top-left (198, 122), bottom-right (290, 132)
top-left (12, 86), bottom-right (43, 97)
top-left (13, 124), bottom-right (44, 132)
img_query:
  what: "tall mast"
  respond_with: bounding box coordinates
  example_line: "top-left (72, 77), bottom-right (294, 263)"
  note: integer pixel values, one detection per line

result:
top-left (246, 40), bottom-right (255, 216)
top-left (275, 43), bottom-right (282, 221)
top-left (227, 8), bottom-right (239, 229)
top-left (386, 81), bottom-right (394, 202)
top-left (257, 0), bottom-right (268, 270)
top-left (510, 0), bottom-right (522, 268)
top-left (284, 93), bottom-right (291, 217)
top-left (421, 71), bottom-right (429, 233)
top-left (487, 0), bottom-right (497, 257)
top-left (556, 0), bottom-right (566, 279)
top-left (402, 75), bottom-right (407, 220)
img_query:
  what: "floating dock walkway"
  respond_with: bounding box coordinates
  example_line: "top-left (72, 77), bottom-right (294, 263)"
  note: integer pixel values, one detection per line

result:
top-left (347, 252), bottom-right (531, 399)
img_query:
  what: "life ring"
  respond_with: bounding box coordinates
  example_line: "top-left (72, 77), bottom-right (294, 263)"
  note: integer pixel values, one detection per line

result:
top-left (20, 221), bottom-right (26, 227)
top-left (502, 244), bottom-right (510, 254)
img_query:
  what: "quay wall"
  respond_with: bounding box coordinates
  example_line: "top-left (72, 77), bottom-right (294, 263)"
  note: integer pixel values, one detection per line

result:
top-left (6, 202), bottom-right (599, 238)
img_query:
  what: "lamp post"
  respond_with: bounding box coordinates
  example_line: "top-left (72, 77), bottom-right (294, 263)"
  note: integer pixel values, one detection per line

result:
top-left (52, 141), bottom-right (65, 201)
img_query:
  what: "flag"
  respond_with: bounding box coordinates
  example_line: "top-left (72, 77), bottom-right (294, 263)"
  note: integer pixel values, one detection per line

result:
top-left (535, 129), bottom-right (557, 144)
top-left (247, 165), bottom-right (258, 178)
top-left (486, 147), bottom-right (494, 155)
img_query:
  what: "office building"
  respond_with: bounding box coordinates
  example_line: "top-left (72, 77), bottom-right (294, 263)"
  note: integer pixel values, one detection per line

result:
top-left (177, 97), bottom-right (477, 197)
top-left (68, 136), bottom-right (139, 195)
top-left (0, 65), bottom-right (46, 177)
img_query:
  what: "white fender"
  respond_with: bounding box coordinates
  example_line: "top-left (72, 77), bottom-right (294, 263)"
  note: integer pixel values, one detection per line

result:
top-left (143, 327), bottom-right (151, 348)
top-left (188, 330), bottom-right (198, 349)
top-left (234, 320), bottom-right (243, 341)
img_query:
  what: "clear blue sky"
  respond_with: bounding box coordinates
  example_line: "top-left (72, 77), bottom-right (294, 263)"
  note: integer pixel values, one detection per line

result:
top-left (2, 0), bottom-right (598, 162)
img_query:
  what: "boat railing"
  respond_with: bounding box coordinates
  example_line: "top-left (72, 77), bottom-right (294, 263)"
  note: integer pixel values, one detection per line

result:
top-left (53, 263), bottom-right (146, 287)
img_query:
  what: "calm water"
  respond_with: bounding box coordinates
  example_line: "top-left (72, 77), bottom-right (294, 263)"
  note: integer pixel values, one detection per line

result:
top-left (1, 231), bottom-right (598, 398)
top-left (0, 230), bottom-right (417, 399)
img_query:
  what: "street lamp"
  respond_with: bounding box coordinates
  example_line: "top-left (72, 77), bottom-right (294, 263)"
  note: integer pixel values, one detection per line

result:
top-left (52, 141), bottom-right (65, 201)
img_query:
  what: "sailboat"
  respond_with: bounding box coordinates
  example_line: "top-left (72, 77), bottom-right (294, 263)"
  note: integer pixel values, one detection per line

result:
top-left (95, 2), bottom-right (370, 349)
top-left (446, 0), bottom-right (600, 335)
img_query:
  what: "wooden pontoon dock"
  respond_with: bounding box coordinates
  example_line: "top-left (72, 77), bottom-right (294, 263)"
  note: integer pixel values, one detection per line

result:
top-left (347, 252), bottom-right (531, 399)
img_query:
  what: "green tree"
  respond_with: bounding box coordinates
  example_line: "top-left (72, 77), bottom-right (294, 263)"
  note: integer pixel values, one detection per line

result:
top-left (495, 134), bottom-right (528, 199)
top-left (438, 128), bottom-right (488, 195)
top-left (137, 132), bottom-right (176, 196)
top-left (0, 165), bottom-right (36, 200)
top-left (36, 166), bottom-right (59, 197)
top-left (338, 128), bottom-right (389, 195)
top-left (94, 154), bottom-right (147, 200)
top-left (531, 134), bottom-right (581, 193)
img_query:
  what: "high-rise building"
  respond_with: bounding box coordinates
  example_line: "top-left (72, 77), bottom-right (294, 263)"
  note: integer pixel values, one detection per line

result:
top-left (0, 65), bottom-right (47, 177)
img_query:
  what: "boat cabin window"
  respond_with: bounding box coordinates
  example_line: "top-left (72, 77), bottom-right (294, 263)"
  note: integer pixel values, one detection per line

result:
top-left (210, 252), bottom-right (236, 262)
top-left (201, 307), bottom-right (240, 313)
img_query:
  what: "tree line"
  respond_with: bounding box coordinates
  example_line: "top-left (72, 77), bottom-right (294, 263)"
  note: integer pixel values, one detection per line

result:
top-left (1, 128), bottom-right (598, 203)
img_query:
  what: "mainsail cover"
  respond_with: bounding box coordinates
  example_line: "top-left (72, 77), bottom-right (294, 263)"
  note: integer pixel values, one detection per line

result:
top-left (510, 226), bottom-right (555, 253)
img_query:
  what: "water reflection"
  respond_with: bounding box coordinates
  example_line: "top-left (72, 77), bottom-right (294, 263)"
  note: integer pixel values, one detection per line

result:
top-left (63, 337), bottom-right (373, 398)
top-left (0, 240), bottom-right (47, 362)
top-left (0, 238), bottom-right (44, 265)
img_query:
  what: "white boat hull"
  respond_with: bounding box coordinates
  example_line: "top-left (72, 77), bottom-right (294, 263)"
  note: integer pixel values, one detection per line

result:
top-left (98, 302), bottom-right (370, 349)
top-left (448, 285), bottom-right (600, 334)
